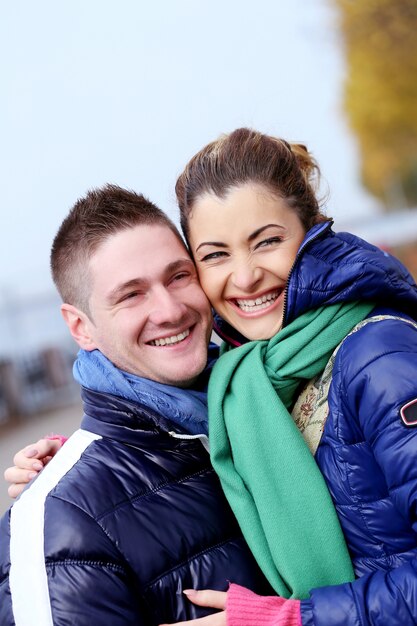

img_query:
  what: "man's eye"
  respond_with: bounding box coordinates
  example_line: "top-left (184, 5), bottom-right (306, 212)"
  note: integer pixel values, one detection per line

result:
top-left (256, 237), bottom-right (282, 249)
top-left (200, 251), bottom-right (228, 262)
top-left (121, 291), bottom-right (140, 301)
top-left (173, 272), bottom-right (189, 281)
top-left (169, 271), bottom-right (194, 286)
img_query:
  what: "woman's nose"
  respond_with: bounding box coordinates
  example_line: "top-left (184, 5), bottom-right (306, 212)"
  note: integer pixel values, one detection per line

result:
top-left (230, 261), bottom-right (262, 292)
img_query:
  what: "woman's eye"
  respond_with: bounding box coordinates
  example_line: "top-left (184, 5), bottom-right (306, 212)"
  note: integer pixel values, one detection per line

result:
top-left (200, 251), bottom-right (228, 262)
top-left (256, 237), bottom-right (282, 249)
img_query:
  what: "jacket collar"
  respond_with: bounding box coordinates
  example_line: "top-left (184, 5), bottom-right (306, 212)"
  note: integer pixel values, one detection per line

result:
top-left (80, 387), bottom-right (200, 447)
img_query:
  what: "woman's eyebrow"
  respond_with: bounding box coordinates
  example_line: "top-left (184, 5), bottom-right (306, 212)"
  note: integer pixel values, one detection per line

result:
top-left (195, 241), bottom-right (227, 253)
top-left (195, 225), bottom-right (285, 252)
top-left (248, 224), bottom-right (284, 241)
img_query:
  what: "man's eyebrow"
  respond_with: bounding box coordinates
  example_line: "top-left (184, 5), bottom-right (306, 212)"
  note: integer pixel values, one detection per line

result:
top-left (195, 224), bottom-right (284, 252)
top-left (165, 258), bottom-right (195, 273)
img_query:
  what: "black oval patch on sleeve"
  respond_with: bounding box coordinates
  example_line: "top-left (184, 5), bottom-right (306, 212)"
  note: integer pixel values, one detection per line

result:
top-left (400, 398), bottom-right (417, 427)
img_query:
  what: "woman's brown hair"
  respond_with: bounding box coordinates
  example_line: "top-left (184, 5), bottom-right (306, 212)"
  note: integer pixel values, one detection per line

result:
top-left (175, 128), bottom-right (328, 241)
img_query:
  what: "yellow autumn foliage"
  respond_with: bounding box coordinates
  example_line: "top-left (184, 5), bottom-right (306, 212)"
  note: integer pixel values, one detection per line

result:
top-left (334, 0), bottom-right (417, 208)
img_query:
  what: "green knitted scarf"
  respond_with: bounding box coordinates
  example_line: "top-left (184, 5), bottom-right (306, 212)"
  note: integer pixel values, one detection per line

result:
top-left (208, 301), bottom-right (374, 599)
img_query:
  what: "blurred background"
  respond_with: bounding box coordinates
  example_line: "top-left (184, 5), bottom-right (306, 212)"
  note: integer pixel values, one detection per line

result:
top-left (1, 0), bottom-right (416, 513)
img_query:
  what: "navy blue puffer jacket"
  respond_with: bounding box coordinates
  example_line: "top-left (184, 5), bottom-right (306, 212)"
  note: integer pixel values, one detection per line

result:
top-left (0, 388), bottom-right (270, 625)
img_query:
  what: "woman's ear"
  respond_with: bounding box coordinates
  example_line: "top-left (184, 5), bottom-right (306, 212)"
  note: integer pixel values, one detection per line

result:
top-left (60, 303), bottom-right (97, 351)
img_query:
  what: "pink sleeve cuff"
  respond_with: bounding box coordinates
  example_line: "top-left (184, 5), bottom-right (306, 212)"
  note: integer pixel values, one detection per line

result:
top-left (44, 434), bottom-right (68, 446)
top-left (226, 584), bottom-right (301, 626)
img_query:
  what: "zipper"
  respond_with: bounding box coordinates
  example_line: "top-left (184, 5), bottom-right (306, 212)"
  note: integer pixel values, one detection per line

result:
top-left (282, 220), bottom-right (333, 328)
top-left (168, 431), bottom-right (210, 453)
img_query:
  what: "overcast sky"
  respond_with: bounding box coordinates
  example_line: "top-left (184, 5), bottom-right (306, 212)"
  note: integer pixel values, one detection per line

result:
top-left (1, 0), bottom-right (379, 302)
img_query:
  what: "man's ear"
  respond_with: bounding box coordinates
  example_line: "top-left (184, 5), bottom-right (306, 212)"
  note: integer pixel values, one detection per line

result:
top-left (61, 303), bottom-right (97, 351)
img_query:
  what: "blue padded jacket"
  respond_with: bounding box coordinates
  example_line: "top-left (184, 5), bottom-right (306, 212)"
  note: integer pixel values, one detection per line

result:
top-left (0, 388), bottom-right (270, 625)
top-left (288, 224), bottom-right (417, 625)
top-left (215, 222), bottom-right (417, 625)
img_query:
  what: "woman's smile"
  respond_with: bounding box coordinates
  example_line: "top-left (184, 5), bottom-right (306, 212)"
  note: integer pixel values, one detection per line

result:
top-left (230, 287), bottom-right (283, 315)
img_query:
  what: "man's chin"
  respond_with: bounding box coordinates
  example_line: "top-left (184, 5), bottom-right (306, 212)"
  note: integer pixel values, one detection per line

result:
top-left (159, 357), bottom-right (208, 389)
top-left (172, 374), bottom-right (200, 389)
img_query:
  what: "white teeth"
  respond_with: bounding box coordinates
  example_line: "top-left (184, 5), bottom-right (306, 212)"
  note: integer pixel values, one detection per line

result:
top-left (236, 291), bottom-right (279, 312)
top-left (150, 329), bottom-right (190, 347)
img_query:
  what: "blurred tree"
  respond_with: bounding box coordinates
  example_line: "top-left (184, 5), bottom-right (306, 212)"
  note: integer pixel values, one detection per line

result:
top-left (335, 0), bottom-right (417, 209)
top-left (393, 242), bottom-right (417, 280)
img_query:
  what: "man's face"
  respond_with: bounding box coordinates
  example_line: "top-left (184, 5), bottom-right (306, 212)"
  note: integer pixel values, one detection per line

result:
top-left (78, 224), bottom-right (213, 387)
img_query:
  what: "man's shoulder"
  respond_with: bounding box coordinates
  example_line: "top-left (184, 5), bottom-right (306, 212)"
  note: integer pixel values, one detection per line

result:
top-left (45, 427), bottom-right (212, 518)
top-left (7, 426), bottom-right (213, 558)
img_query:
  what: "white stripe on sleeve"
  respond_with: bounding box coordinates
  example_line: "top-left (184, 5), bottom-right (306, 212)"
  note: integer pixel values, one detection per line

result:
top-left (9, 428), bottom-right (102, 626)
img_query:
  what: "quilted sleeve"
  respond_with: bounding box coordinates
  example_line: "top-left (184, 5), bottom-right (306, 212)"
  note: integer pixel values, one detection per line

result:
top-left (302, 317), bottom-right (417, 626)
top-left (3, 494), bottom-right (148, 626)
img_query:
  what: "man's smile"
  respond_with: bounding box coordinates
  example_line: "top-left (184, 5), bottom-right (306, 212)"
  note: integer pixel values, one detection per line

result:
top-left (148, 328), bottom-right (191, 347)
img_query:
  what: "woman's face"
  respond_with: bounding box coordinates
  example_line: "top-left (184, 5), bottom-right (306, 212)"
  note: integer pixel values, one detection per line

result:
top-left (188, 183), bottom-right (306, 340)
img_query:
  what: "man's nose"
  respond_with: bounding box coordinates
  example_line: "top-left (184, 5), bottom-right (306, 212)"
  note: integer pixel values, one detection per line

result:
top-left (148, 288), bottom-right (188, 325)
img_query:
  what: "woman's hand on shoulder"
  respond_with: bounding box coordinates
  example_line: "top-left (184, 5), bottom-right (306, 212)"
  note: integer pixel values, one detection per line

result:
top-left (4, 437), bottom-right (64, 498)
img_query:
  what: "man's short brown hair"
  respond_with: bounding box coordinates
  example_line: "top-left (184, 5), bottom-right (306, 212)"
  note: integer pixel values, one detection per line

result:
top-left (51, 184), bottom-right (184, 315)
